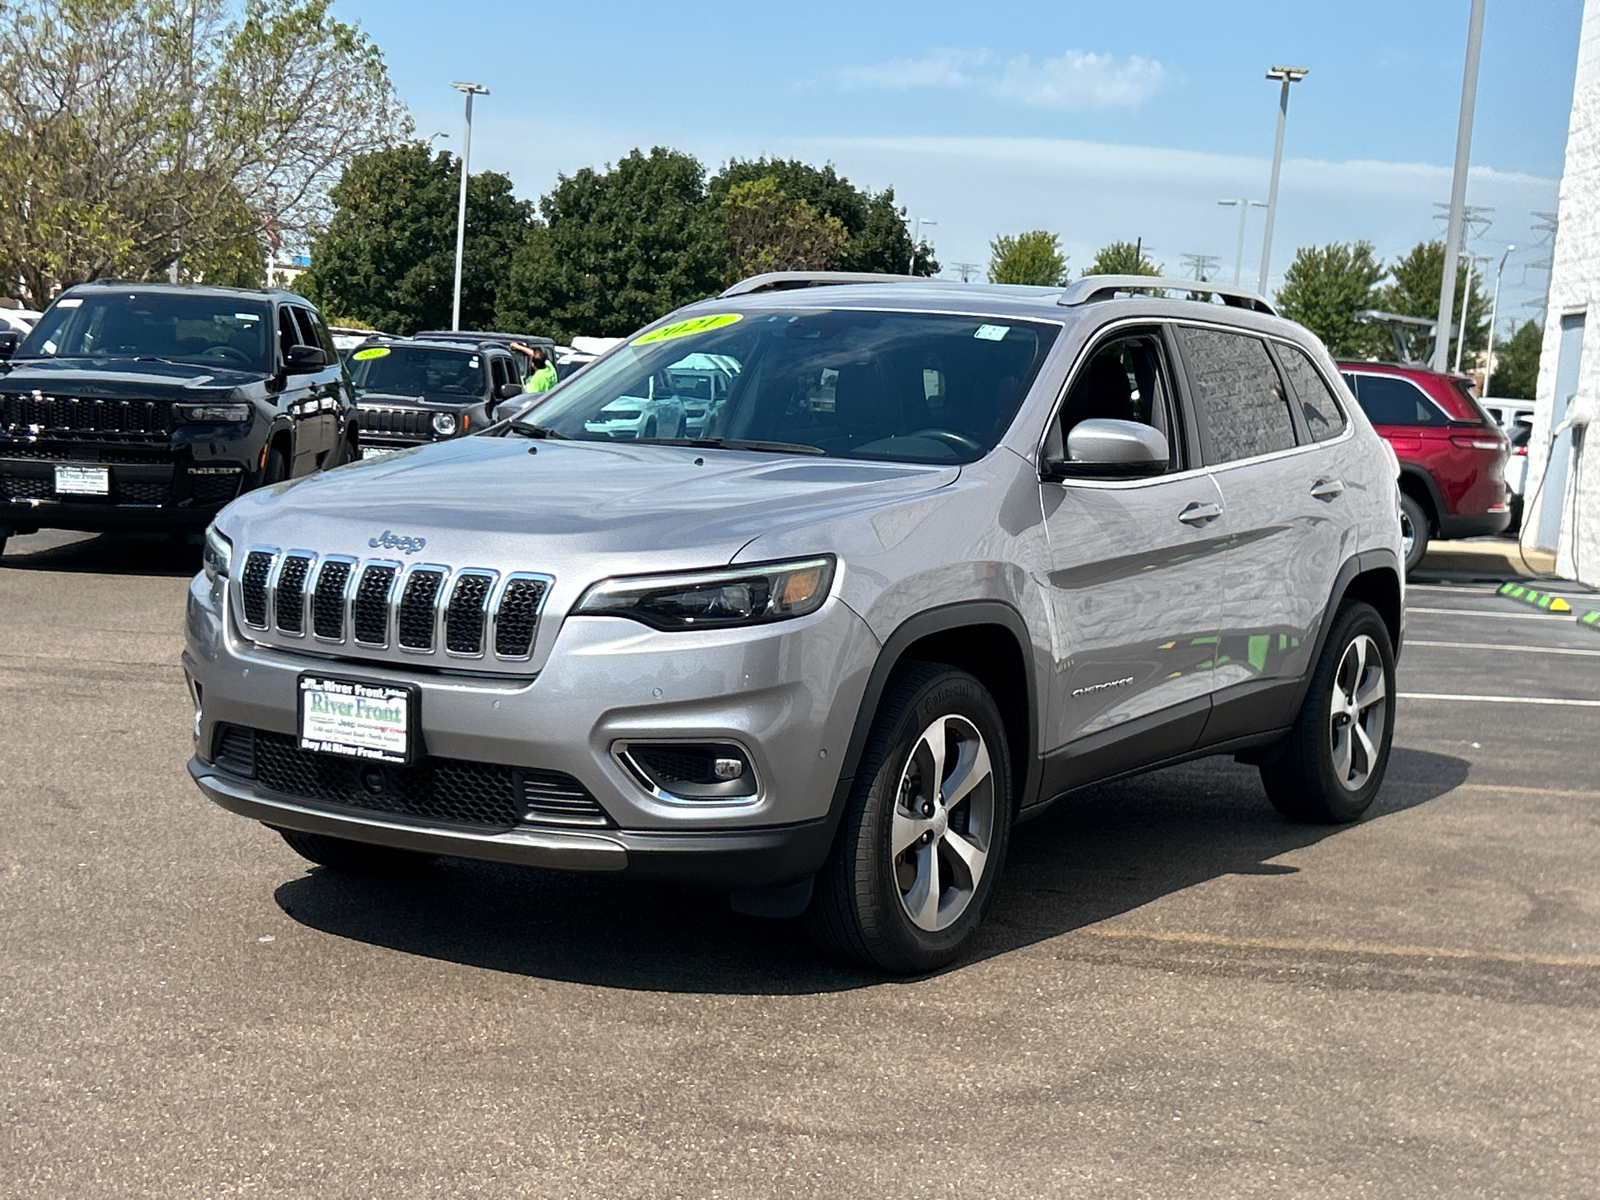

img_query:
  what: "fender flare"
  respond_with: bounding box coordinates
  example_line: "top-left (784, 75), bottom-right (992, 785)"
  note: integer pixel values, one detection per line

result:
top-left (1287, 547), bottom-right (1404, 716)
top-left (824, 600), bottom-right (1042, 838)
top-left (1398, 465), bottom-right (1445, 532)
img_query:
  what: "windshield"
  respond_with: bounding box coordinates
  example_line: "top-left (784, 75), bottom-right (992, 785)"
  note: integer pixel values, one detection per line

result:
top-left (516, 308), bottom-right (1059, 464)
top-left (19, 292), bottom-right (272, 372)
top-left (350, 345), bottom-right (486, 401)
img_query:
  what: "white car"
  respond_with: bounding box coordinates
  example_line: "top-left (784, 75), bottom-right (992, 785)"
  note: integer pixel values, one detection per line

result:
top-left (582, 393), bottom-right (686, 439)
top-left (0, 308), bottom-right (41, 335)
top-left (1481, 397), bottom-right (1534, 429)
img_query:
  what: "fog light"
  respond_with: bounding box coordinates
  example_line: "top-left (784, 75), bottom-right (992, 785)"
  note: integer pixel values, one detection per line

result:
top-left (618, 742), bottom-right (758, 801)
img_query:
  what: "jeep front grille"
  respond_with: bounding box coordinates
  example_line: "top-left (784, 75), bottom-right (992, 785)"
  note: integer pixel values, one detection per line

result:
top-left (235, 547), bottom-right (551, 667)
top-left (1, 394), bottom-right (176, 440)
top-left (359, 406), bottom-right (434, 440)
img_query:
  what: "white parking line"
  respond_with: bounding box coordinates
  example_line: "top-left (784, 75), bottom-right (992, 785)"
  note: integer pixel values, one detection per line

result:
top-left (1406, 639), bottom-right (1600, 657)
top-left (1399, 691), bottom-right (1600, 708)
top-left (1407, 606), bottom-right (1574, 620)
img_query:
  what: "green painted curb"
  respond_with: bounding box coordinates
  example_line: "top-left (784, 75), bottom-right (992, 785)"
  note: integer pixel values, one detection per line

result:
top-left (1496, 581), bottom-right (1572, 613)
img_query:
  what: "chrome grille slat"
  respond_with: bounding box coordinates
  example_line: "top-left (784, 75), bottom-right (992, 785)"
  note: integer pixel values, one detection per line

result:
top-left (236, 553), bottom-right (550, 667)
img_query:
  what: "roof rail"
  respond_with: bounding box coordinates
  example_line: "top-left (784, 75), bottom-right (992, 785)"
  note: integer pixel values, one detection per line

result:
top-left (1059, 275), bottom-right (1277, 316)
top-left (719, 271), bottom-right (943, 297)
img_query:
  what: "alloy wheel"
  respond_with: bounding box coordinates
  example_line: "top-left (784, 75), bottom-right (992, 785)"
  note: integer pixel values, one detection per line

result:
top-left (891, 713), bottom-right (997, 932)
top-left (1329, 633), bottom-right (1387, 791)
top-left (1399, 508), bottom-right (1415, 563)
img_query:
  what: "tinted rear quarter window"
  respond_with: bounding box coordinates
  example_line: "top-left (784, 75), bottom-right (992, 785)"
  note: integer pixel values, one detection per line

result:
top-left (1278, 344), bottom-right (1348, 442)
top-left (1353, 375), bottom-right (1447, 426)
top-left (1177, 326), bottom-right (1296, 464)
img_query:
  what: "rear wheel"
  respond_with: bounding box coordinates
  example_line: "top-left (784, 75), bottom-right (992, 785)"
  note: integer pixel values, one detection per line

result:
top-left (275, 828), bottom-right (433, 875)
top-left (1399, 492), bottom-right (1429, 573)
top-left (1260, 601), bottom-right (1396, 823)
top-left (807, 663), bottom-right (1012, 973)
top-left (261, 443), bottom-right (289, 487)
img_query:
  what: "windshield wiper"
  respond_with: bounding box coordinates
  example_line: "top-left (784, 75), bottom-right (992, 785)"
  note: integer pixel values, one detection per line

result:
top-left (632, 437), bottom-right (827, 456)
top-left (506, 421), bottom-right (569, 440)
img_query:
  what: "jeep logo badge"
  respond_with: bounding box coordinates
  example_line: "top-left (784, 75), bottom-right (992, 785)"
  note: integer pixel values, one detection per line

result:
top-left (369, 530), bottom-right (427, 555)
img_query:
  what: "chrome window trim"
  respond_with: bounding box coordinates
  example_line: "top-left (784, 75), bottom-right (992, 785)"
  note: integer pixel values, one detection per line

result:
top-left (1340, 369), bottom-right (1454, 427)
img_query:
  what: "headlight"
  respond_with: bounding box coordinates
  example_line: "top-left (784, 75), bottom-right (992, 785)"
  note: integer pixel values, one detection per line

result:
top-left (432, 412), bottom-right (458, 436)
top-left (574, 556), bottom-right (835, 630)
top-left (202, 525), bottom-right (232, 581)
top-left (177, 403), bottom-right (252, 423)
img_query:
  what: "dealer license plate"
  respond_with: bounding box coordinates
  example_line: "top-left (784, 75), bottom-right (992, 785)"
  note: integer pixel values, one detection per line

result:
top-left (297, 675), bottom-right (415, 765)
top-left (54, 465), bottom-right (110, 496)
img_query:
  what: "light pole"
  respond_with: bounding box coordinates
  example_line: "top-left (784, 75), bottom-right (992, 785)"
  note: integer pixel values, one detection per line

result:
top-left (1218, 198), bottom-right (1267, 285)
top-left (1257, 65), bottom-right (1308, 297)
top-left (1433, 0), bottom-right (1487, 373)
top-left (908, 218), bottom-right (935, 274)
top-left (1454, 251), bottom-right (1491, 374)
top-left (449, 82), bottom-right (489, 332)
top-left (1483, 244), bottom-right (1514, 395)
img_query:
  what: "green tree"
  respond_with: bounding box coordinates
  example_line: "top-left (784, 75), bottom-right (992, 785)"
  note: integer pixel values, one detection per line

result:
top-left (720, 176), bottom-right (848, 279)
top-left (496, 147), bottom-right (724, 341)
top-left (1376, 240), bottom-right (1489, 365)
top-left (987, 230), bottom-right (1068, 286)
top-left (0, 0), bottom-right (411, 305)
top-left (1273, 241), bottom-right (1389, 358)
top-left (297, 144), bottom-right (533, 333)
top-left (1488, 319), bottom-right (1542, 399)
top-left (708, 157), bottom-right (935, 277)
top-left (1083, 240), bottom-right (1161, 277)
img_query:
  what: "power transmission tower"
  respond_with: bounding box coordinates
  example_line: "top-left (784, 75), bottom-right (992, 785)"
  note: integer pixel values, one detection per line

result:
top-left (1181, 253), bottom-right (1222, 282)
top-left (1520, 211), bottom-right (1558, 321)
top-left (949, 262), bottom-right (982, 283)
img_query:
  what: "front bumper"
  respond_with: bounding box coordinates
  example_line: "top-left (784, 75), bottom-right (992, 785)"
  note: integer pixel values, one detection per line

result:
top-left (185, 568), bottom-right (878, 885)
top-left (1, 444), bottom-right (257, 531)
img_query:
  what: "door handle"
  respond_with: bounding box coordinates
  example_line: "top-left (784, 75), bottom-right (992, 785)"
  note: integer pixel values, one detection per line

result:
top-left (1178, 501), bottom-right (1223, 526)
top-left (1310, 477), bottom-right (1345, 500)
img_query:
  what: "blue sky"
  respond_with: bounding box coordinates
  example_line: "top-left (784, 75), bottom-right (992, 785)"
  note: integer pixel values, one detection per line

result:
top-left (335, 0), bottom-right (1583, 329)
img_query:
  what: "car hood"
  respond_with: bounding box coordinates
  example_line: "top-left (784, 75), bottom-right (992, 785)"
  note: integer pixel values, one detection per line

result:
top-left (0, 356), bottom-right (266, 397)
top-left (219, 434), bottom-right (960, 572)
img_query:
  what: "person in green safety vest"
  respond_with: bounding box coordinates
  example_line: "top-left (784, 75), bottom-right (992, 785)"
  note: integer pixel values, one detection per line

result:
top-left (511, 342), bottom-right (558, 393)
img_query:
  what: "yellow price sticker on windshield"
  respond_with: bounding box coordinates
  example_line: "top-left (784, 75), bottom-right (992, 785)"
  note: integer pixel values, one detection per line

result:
top-left (351, 346), bottom-right (389, 360)
top-left (633, 313), bottom-right (742, 345)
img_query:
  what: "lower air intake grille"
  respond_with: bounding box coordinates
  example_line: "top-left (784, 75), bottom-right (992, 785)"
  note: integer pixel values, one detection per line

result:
top-left (213, 725), bottom-right (257, 777)
top-left (226, 727), bottom-right (610, 831)
top-left (398, 568), bottom-right (444, 650)
top-left (1, 474), bottom-right (54, 499)
top-left (240, 551), bottom-right (273, 627)
top-left (189, 472), bottom-right (242, 505)
top-left (313, 560), bottom-right (353, 639)
top-left (494, 577), bottom-right (547, 657)
top-left (444, 572), bottom-right (493, 654)
top-left (115, 479), bottom-right (171, 505)
top-left (353, 564), bottom-right (397, 645)
top-left (275, 555), bottom-right (311, 633)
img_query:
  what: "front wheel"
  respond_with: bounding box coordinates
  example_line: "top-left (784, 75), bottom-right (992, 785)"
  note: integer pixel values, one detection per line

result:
top-left (1400, 492), bottom-right (1429, 573)
top-left (807, 663), bottom-right (1013, 973)
top-left (1260, 601), bottom-right (1396, 823)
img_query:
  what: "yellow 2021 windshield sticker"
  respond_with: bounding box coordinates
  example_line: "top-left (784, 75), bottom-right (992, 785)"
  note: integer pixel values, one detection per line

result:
top-left (633, 313), bottom-right (742, 345)
top-left (351, 346), bottom-right (390, 360)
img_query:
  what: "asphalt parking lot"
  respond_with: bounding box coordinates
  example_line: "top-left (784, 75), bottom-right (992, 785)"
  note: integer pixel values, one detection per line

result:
top-left (3, 531), bottom-right (1598, 1198)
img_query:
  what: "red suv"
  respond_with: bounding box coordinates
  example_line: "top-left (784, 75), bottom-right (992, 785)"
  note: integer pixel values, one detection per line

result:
top-left (1336, 361), bottom-right (1510, 571)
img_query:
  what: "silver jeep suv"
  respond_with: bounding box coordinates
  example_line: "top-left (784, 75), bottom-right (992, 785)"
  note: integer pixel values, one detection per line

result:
top-left (185, 273), bottom-right (1404, 972)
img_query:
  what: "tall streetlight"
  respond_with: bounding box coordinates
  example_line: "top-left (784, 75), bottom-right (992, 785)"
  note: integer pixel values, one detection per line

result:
top-left (908, 217), bottom-right (936, 274)
top-left (449, 82), bottom-right (489, 332)
top-left (1433, 0), bottom-right (1487, 373)
top-left (1483, 245), bottom-right (1514, 394)
top-left (1218, 198), bottom-right (1267, 286)
top-left (1454, 251), bottom-right (1491, 374)
top-left (1257, 65), bottom-right (1308, 297)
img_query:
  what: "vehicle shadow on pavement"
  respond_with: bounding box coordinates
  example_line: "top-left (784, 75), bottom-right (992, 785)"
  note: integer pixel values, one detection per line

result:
top-left (273, 746), bottom-right (1470, 995)
top-left (0, 530), bottom-right (201, 576)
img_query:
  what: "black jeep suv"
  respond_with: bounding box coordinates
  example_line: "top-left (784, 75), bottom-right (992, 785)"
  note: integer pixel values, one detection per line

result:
top-left (346, 336), bottom-right (527, 458)
top-left (0, 283), bottom-right (355, 555)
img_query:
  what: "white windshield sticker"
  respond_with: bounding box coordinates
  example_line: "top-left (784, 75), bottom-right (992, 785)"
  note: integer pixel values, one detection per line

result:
top-left (234, 312), bottom-right (259, 322)
top-left (974, 324), bottom-right (1009, 341)
top-left (56, 298), bottom-right (83, 308)
top-left (469, 356), bottom-right (480, 368)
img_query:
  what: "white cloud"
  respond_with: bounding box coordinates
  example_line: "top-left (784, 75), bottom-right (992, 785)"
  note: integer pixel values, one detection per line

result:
top-left (837, 48), bottom-right (1165, 110)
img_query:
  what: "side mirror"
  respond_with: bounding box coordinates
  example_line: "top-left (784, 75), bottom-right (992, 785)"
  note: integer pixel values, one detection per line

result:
top-left (496, 382), bottom-right (525, 401)
top-left (1043, 418), bottom-right (1169, 480)
top-left (0, 330), bottom-right (19, 361)
top-left (284, 344), bottom-right (328, 372)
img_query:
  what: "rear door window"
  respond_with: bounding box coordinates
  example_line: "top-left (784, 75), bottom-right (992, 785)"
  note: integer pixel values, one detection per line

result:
top-left (1277, 344), bottom-right (1348, 442)
top-left (1352, 375), bottom-right (1448, 426)
top-left (1176, 326), bottom-right (1297, 464)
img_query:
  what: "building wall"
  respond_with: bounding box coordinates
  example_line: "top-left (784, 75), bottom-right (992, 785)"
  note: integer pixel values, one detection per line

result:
top-left (1528, 0), bottom-right (1600, 584)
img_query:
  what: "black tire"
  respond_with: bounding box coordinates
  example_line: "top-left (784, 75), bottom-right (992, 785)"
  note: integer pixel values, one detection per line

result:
top-left (806, 663), bottom-right (1013, 973)
top-left (327, 431), bottom-right (356, 469)
top-left (275, 827), bottom-right (433, 875)
top-left (1400, 492), bottom-right (1429, 573)
top-left (261, 443), bottom-right (289, 487)
top-left (1260, 601), bottom-right (1396, 824)
top-left (643, 416), bottom-right (658, 439)
top-left (0, 535), bottom-right (7, 559)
